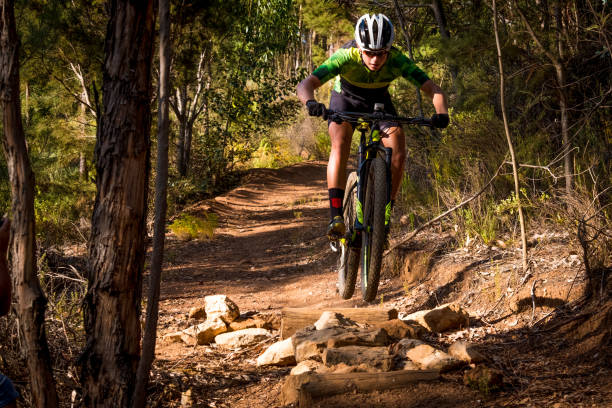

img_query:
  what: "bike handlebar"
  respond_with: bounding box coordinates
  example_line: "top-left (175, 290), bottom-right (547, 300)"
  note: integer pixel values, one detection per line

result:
top-left (324, 108), bottom-right (433, 127)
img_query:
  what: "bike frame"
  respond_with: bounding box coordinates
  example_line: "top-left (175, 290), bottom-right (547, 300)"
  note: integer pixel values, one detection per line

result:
top-left (354, 119), bottom-right (392, 235)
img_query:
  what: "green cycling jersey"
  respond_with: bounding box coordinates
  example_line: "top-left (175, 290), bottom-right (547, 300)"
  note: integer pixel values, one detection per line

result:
top-left (312, 41), bottom-right (430, 93)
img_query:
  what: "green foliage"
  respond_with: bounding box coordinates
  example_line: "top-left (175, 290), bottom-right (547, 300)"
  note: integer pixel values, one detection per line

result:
top-left (169, 213), bottom-right (218, 241)
top-left (311, 130), bottom-right (332, 160)
top-left (250, 136), bottom-right (303, 169)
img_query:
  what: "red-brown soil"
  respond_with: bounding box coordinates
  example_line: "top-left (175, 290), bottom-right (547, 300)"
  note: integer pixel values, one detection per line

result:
top-left (149, 161), bottom-right (611, 408)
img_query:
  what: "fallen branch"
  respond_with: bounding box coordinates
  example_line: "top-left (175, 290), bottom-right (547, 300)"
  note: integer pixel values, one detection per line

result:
top-left (385, 160), bottom-right (505, 255)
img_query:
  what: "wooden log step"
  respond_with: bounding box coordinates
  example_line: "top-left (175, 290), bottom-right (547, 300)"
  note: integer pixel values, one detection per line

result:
top-left (280, 370), bottom-right (440, 407)
top-left (280, 307), bottom-right (398, 339)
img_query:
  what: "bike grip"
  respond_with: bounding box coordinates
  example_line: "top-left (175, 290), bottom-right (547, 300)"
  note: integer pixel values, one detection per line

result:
top-left (322, 107), bottom-right (330, 120)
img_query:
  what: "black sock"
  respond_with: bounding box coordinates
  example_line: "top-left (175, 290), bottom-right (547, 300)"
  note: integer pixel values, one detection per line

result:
top-left (329, 188), bottom-right (344, 219)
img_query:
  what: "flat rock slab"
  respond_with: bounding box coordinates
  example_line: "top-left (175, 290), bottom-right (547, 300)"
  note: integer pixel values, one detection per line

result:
top-left (322, 346), bottom-right (392, 371)
top-left (448, 340), bottom-right (486, 364)
top-left (180, 317), bottom-right (228, 346)
top-left (372, 319), bottom-right (425, 340)
top-left (292, 326), bottom-right (393, 363)
top-left (214, 328), bottom-right (272, 348)
top-left (402, 303), bottom-right (469, 333)
top-left (257, 337), bottom-right (296, 367)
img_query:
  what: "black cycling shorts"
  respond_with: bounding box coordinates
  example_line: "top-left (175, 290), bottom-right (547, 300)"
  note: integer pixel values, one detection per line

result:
top-left (328, 82), bottom-right (399, 131)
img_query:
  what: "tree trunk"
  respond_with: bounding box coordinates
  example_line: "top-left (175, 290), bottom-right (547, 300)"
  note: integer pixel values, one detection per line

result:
top-left (183, 123), bottom-right (193, 174)
top-left (493, 0), bottom-right (528, 275)
top-left (132, 0), bottom-right (170, 406)
top-left (177, 115), bottom-right (186, 176)
top-left (515, 2), bottom-right (572, 195)
top-left (0, 2), bottom-right (59, 407)
top-left (80, 1), bottom-right (156, 407)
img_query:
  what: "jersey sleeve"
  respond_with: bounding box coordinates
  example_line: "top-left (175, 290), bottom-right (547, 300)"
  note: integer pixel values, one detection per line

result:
top-left (311, 48), bottom-right (352, 85)
top-left (394, 53), bottom-right (430, 87)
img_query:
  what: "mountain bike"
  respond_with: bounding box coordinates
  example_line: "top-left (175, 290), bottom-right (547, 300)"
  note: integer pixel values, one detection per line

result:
top-left (327, 104), bottom-right (431, 302)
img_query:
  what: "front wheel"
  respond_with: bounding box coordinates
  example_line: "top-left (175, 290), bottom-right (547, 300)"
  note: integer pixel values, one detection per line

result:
top-left (360, 156), bottom-right (388, 302)
top-left (337, 172), bottom-right (359, 299)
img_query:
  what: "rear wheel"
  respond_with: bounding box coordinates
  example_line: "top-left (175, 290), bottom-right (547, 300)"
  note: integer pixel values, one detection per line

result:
top-left (337, 172), bottom-right (359, 299)
top-left (360, 156), bottom-right (388, 302)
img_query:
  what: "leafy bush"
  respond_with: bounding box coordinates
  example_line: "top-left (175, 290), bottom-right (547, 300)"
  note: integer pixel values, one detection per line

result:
top-left (168, 213), bottom-right (218, 241)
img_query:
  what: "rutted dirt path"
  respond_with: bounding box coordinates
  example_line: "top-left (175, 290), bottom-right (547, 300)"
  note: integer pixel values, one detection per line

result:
top-left (150, 161), bottom-right (611, 408)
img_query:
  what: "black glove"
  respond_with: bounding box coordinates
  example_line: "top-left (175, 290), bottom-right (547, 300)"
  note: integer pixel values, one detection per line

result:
top-left (431, 113), bottom-right (449, 129)
top-left (306, 99), bottom-right (326, 117)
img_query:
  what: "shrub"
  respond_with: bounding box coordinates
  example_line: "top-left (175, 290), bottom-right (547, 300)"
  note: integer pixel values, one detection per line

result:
top-left (168, 213), bottom-right (218, 241)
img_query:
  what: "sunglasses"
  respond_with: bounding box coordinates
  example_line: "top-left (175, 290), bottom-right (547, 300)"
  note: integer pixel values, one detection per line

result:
top-left (363, 49), bottom-right (388, 57)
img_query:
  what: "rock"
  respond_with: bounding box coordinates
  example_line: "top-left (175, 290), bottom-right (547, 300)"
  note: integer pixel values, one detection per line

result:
top-left (180, 317), bottom-right (228, 346)
top-left (463, 365), bottom-right (503, 392)
top-left (260, 313), bottom-right (281, 330)
top-left (290, 360), bottom-right (329, 376)
top-left (292, 326), bottom-right (394, 363)
top-left (292, 326), bottom-right (346, 362)
top-left (314, 311), bottom-right (358, 330)
top-left (188, 306), bottom-right (206, 320)
top-left (323, 346), bottom-right (392, 371)
top-left (214, 328), bottom-right (272, 348)
top-left (229, 317), bottom-right (271, 332)
top-left (389, 338), bottom-right (425, 355)
top-left (374, 319), bottom-right (425, 340)
top-left (162, 331), bottom-right (183, 343)
top-left (204, 295), bottom-right (240, 323)
top-left (326, 328), bottom-right (392, 348)
top-left (402, 303), bottom-right (470, 333)
top-left (403, 344), bottom-right (465, 372)
top-left (448, 341), bottom-right (486, 364)
top-left (394, 359), bottom-right (420, 371)
top-left (257, 338), bottom-right (296, 367)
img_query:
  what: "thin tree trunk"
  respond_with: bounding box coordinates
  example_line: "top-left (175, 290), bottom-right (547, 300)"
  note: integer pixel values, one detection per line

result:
top-left (183, 124), bottom-right (193, 174)
top-left (79, 93), bottom-right (88, 180)
top-left (80, 1), bottom-right (156, 407)
top-left (177, 115), bottom-right (186, 176)
top-left (0, 2), bottom-right (59, 407)
top-left (132, 0), bottom-right (170, 406)
top-left (515, 2), bottom-right (572, 194)
top-left (493, 0), bottom-right (528, 274)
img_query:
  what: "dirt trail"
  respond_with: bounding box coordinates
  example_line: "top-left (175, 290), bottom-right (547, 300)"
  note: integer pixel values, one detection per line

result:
top-left (152, 161), bottom-right (611, 408)
top-left (158, 161), bottom-right (366, 314)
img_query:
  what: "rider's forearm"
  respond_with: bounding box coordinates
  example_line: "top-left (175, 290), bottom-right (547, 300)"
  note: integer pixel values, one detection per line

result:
top-left (297, 75), bottom-right (322, 105)
top-left (420, 80), bottom-right (448, 114)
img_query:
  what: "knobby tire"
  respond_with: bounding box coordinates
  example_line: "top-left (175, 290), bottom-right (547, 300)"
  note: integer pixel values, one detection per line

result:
top-left (360, 156), bottom-right (387, 302)
top-left (337, 171), bottom-right (359, 299)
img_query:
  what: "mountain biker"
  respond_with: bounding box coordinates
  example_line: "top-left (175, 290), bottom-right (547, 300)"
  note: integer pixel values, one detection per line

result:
top-left (296, 13), bottom-right (449, 240)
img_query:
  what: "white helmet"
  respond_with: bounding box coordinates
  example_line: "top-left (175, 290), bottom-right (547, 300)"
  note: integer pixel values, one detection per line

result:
top-left (354, 14), bottom-right (395, 51)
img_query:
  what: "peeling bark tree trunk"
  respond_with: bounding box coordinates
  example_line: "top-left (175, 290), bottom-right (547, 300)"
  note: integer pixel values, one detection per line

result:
top-left (0, 2), bottom-right (59, 407)
top-left (80, 1), bottom-right (156, 407)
